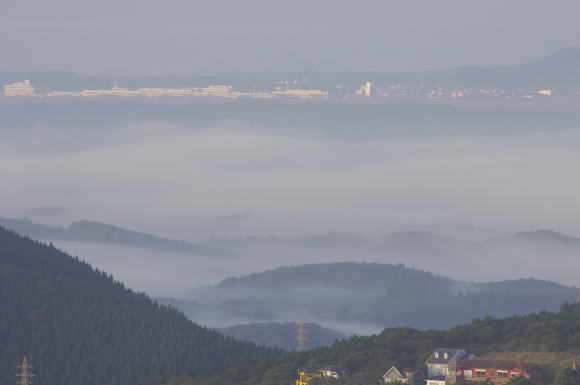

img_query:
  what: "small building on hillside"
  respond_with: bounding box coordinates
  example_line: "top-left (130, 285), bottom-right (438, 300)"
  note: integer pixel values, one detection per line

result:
top-left (319, 366), bottom-right (345, 379)
top-left (383, 366), bottom-right (425, 385)
top-left (425, 348), bottom-right (476, 385)
top-left (295, 370), bottom-right (323, 385)
top-left (451, 359), bottom-right (543, 385)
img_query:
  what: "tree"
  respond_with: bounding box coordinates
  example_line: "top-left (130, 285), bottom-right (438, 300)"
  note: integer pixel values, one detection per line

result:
top-left (555, 368), bottom-right (580, 385)
top-left (506, 376), bottom-right (539, 385)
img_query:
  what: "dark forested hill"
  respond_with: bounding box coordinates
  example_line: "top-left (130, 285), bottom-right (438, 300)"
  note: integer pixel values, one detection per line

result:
top-left (0, 217), bottom-right (230, 257)
top-left (217, 262), bottom-right (451, 290)
top-left (0, 226), bottom-right (275, 385)
top-left (219, 322), bottom-right (346, 351)
top-left (183, 263), bottom-right (580, 332)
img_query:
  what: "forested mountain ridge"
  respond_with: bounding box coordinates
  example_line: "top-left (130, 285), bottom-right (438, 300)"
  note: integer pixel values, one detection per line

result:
top-left (183, 263), bottom-right (579, 332)
top-left (0, 217), bottom-right (230, 256)
top-left (0, 226), bottom-right (276, 385)
top-left (217, 262), bottom-right (452, 290)
top-left (177, 302), bottom-right (580, 385)
top-left (216, 261), bottom-right (577, 293)
top-left (219, 322), bottom-right (346, 351)
top-left (204, 228), bottom-right (580, 290)
top-left (3, 224), bottom-right (580, 385)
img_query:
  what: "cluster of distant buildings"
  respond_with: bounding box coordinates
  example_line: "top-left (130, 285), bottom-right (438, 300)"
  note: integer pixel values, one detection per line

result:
top-left (3, 80), bottom-right (35, 97)
top-left (2, 79), bottom-right (565, 102)
top-left (2, 79), bottom-right (329, 100)
top-left (296, 347), bottom-right (557, 385)
top-left (377, 84), bottom-right (560, 101)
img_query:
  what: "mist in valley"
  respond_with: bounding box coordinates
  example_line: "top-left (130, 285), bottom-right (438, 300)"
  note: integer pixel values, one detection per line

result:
top-left (2, 111), bottom-right (580, 339)
top-left (4, 2), bottom-right (580, 384)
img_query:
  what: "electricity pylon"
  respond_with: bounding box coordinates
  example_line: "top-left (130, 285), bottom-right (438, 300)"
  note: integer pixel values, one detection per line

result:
top-left (295, 321), bottom-right (308, 352)
top-left (17, 357), bottom-right (34, 385)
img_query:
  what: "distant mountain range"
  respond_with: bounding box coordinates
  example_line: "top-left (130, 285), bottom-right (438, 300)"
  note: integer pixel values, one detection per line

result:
top-left (263, 54), bottom-right (350, 73)
top-left (0, 217), bottom-right (230, 257)
top-left (493, 229), bottom-right (580, 247)
top-left (2, 46), bottom-right (580, 92)
top-left (204, 228), bottom-right (580, 286)
top-left (190, 61), bottom-right (240, 76)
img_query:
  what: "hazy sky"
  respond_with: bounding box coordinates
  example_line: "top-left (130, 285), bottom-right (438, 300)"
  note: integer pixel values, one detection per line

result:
top-left (2, 0), bottom-right (580, 75)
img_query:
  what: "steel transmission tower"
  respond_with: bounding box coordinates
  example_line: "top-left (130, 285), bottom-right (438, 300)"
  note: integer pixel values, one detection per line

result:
top-left (17, 357), bottom-right (34, 385)
top-left (295, 321), bottom-right (308, 352)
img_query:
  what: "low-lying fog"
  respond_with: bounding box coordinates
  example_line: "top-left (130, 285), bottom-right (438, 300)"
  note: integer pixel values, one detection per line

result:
top-left (2, 120), bottom-right (580, 299)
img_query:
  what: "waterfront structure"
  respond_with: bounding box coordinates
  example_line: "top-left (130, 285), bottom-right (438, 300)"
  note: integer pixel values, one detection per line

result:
top-left (537, 89), bottom-right (553, 96)
top-left (354, 82), bottom-right (372, 97)
top-left (271, 89), bottom-right (328, 99)
top-left (46, 84), bottom-right (260, 99)
top-left (5, 79), bottom-right (565, 102)
top-left (4, 80), bottom-right (35, 96)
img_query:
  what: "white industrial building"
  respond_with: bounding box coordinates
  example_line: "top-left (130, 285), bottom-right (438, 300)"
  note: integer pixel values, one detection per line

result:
top-left (4, 80), bottom-right (35, 96)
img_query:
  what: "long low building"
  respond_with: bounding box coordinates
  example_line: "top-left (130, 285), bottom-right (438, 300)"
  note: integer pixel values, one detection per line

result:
top-left (45, 85), bottom-right (275, 99)
top-left (271, 89), bottom-right (328, 98)
top-left (451, 359), bottom-right (543, 385)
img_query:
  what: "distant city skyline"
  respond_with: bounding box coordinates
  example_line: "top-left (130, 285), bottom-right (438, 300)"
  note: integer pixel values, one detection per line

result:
top-left (2, 0), bottom-right (580, 76)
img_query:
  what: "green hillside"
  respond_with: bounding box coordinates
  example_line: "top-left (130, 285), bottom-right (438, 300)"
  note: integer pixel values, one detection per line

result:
top-left (0, 227), bottom-right (277, 385)
top-left (174, 302), bottom-right (580, 385)
top-left (3, 224), bottom-right (580, 385)
top-left (220, 322), bottom-right (346, 351)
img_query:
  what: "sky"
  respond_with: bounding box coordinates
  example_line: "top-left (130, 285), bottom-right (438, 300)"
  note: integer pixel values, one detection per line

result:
top-left (2, 0), bottom-right (580, 75)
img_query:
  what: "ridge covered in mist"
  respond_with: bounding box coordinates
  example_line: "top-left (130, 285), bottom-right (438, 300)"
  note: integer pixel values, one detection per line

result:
top-left (201, 229), bottom-right (580, 288)
top-left (0, 217), bottom-right (230, 257)
top-left (163, 261), bottom-right (579, 335)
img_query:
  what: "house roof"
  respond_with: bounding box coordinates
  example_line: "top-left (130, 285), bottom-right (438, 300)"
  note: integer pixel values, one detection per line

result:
top-left (457, 359), bottom-right (542, 372)
top-left (384, 366), bottom-right (424, 378)
top-left (425, 348), bottom-right (465, 365)
top-left (319, 365), bottom-right (345, 373)
top-left (383, 366), bottom-right (404, 378)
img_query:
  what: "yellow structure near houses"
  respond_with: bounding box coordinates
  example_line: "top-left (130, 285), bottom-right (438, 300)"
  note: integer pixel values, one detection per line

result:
top-left (295, 370), bottom-right (323, 385)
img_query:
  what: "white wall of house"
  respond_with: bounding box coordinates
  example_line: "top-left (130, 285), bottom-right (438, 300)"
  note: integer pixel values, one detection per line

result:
top-left (428, 364), bottom-right (448, 377)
